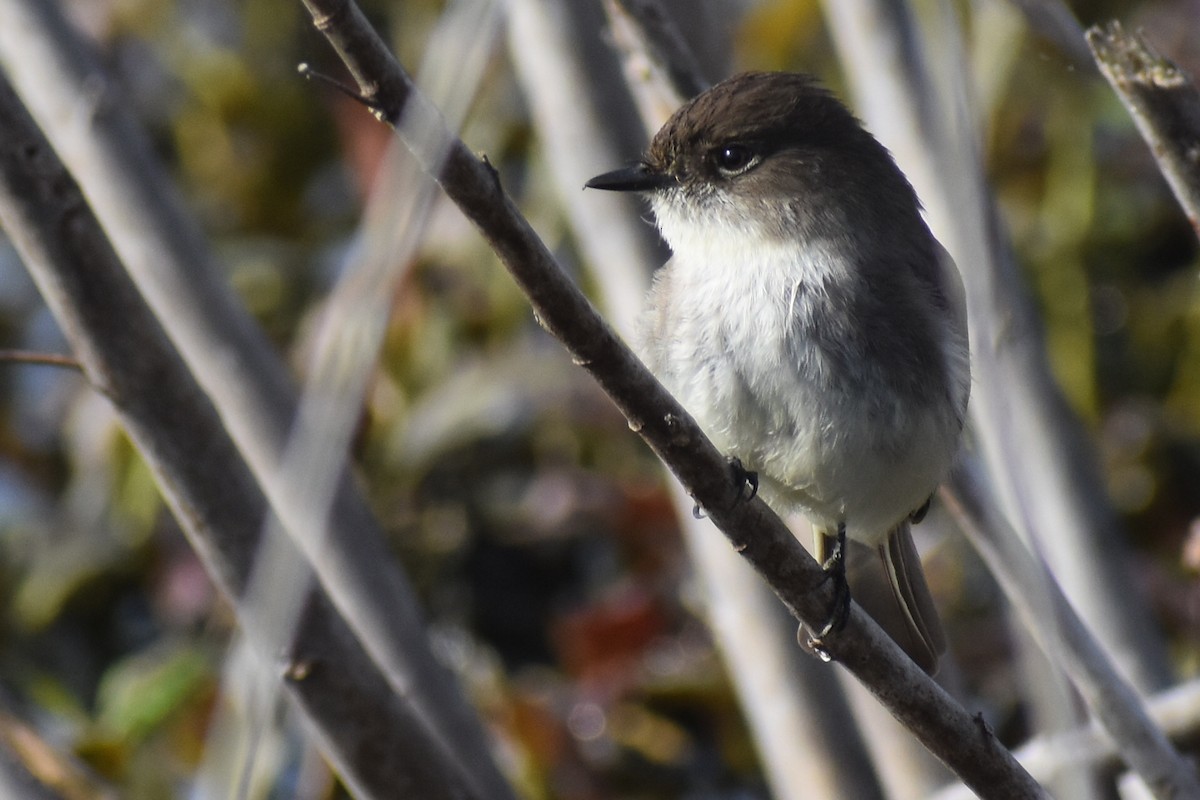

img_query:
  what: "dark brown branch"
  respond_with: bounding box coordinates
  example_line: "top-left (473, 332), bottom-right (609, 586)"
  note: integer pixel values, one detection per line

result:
top-left (297, 1), bottom-right (1046, 796)
top-left (1088, 21), bottom-right (1200, 237)
top-left (0, 73), bottom-right (494, 800)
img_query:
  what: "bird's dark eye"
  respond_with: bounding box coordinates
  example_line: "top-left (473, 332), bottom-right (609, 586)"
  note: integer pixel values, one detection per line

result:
top-left (713, 144), bottom-right (759, 176)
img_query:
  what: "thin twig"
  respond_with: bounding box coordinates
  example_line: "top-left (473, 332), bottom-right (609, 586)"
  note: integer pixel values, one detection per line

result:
top-left (0, 349), bottom-right (81, 371)
top-left (298, 62), bottom-right (387, 113)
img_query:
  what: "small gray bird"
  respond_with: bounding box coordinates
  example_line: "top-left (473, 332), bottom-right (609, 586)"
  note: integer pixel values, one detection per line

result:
top-left (587, 72), bottom-right (970, 674)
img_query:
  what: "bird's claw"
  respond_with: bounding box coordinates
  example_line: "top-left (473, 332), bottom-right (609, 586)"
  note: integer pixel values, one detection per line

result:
top-left (727, 457), bottom-right (758, 506)
top-left (692, 457), bottom-right (758, 519)
top-left (909, 494), bottom-right (933, 525)
top-left (805, 523), bottom-right (850, 653)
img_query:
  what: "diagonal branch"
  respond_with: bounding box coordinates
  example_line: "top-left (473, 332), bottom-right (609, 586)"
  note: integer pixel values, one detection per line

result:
top-left (941, 457), bottom-right (1200, 799)
top-left (1087, 21), bottom-right (1200, 239)
top-left (934, 677), bottom-right (1200, 799)
top-left (297, 0), bottom-right (1046, 796)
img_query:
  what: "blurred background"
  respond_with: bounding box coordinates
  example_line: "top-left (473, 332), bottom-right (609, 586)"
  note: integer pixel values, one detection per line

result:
top-left (0, 0), bottom-right (1197, 797)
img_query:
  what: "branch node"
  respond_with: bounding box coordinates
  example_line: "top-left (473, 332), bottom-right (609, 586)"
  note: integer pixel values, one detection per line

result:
top-left (298, 62), bottom-right (387, 114)
top-left (480, 153), bottom-right (502, 190)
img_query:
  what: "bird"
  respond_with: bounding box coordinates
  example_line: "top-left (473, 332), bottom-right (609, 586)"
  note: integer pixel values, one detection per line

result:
top-left (586, 71), bottom-right (970, 674)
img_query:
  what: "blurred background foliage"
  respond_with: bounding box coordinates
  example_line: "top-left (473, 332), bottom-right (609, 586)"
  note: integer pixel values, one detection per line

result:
top-left (0, 0), bottom-right (1198, 797)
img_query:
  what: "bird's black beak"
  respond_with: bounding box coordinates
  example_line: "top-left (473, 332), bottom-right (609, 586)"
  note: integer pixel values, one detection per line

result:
top-left (584, 163), bottom-right (671, 192)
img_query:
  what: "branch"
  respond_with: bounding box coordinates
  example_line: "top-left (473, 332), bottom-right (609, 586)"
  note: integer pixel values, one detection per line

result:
top-left (0, 73), bottom-right (493, 800)
top-left (601, 0), bottom-right (705, 126)
top-left (941, 458), bottom-right (1200, 799)
top-left (505, 0), bottom-right (657, 335)
top-left (1087, 21), bottom-right (1200, 238)
top-left (934, 678), bottom-right (1200, 800)
top-left (610, 0), bottom-right (708, 99)
top-left (297, 0), bottom-right (1046, 796)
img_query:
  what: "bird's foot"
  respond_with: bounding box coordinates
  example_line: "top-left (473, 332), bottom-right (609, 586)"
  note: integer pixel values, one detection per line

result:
top-left (727, 457), bottom-right (759, 506)
top-left (909, 494), bottom-right (933, 525)
top-left (804, 523), bottom-right (850, 653)
top-left (692, 457), bottom-right (758, 518)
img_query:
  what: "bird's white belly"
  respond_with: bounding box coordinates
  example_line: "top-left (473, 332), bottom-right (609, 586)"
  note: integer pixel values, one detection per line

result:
top-left (643, 245), bottom-right (960, 544)
top-left (672, 343), bottom-right (951, 542)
